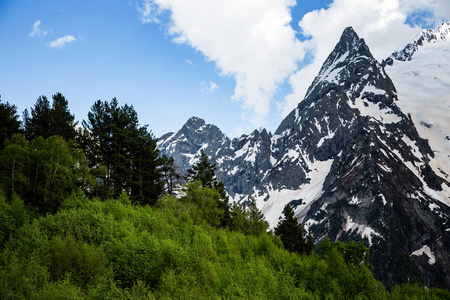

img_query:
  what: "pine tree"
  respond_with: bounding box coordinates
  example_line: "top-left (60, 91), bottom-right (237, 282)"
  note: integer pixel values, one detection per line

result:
top-left (24, 93), bottom-right (77, 141)
top-left (247, 197), bottom-right (269, 235)
top-left (186, 149), bottom-right (230, 227)
top-left (160, 154), bottom-right (181, 195)
top-left (274, 204), bottom-right (307, 254)
top-left (24, 95), bottom-right (52, 140)
top-left (82, 98), bottom-right (163, 203)
top-left (186, 149), bottom-right (216, 189)
top-left (50, 92), bottom-right (78, 141)
top-left (306, 231), bottom-right (315, 255)
top-left (0, 97), bottom-right (22, 148)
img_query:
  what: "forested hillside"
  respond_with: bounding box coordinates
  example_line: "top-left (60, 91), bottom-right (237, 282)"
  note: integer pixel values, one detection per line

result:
top-left (0, 94), bottom-right (448, 299)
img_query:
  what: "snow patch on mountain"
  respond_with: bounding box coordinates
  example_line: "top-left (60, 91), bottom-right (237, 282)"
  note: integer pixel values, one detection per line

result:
top-left (256, 158), bottom-right (334, 228)
top-left (343, 212), bottom-right (381, 246)
top-left (411, 245), bottom-right (436, 265)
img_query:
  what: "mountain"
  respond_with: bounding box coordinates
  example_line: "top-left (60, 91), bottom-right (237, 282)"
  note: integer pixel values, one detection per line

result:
top-left (158, 25), bottom-right (450, 288)
top-left (157, 117), bottom-right (230, 174)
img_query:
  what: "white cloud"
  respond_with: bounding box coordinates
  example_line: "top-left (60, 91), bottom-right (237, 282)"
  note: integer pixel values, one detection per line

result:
top-left (29, 20), bottom-right (48, 38)
top-left (48, 35), bottom-right (76, 49)
top-left (281, 0), bottom-right (437, 116)
top-left (138, 1), bottom-right (162, 23)
top-left (400, 0), bottom-right (450, 25)
top-left (201, 81), bottom-right (219, 96)
top-left (139, 0), bottom-right (304, 126)
top-left (138, 0), bottom-right (450, 125)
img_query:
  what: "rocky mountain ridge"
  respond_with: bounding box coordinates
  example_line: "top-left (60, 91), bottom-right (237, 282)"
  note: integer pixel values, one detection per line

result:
top-left (158, 25), bottom-right (450, 288)
top-left (385, 21), bottom-right (450, 64)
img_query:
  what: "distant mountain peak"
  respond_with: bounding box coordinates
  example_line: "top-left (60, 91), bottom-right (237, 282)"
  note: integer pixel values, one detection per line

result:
top-left (184, 116), bottom-right (206, 129)
top-left (303, 26), bottom-right (388, 102)
top-left (385, 21), bottom-right (450, 64)
top-left (340, 26), bottom-right (361, 50)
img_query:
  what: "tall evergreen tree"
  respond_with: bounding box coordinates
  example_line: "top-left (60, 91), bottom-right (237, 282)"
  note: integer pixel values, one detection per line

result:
top-left (186, 149), bottom-right (230, 227)
top-left (0, 97), bottom-right (22, 148)
top-left (24, 95), bottom-right (52, 140)
top-left (246, 197), bottom-right (269, 235)
top-left (274, 204), bottom-right (308, 254)
top-left (50, 92), bottom-right (78, 140)
top-left (186, 149), bottom-right (216, 189)
top-left (24, 93), bottom-right (77, 141)
top-left (82, 98), bottom-right (163, 203)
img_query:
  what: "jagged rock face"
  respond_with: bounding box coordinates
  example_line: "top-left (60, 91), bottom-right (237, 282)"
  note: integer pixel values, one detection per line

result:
top-left (270, 27), bottom-right (450, 288)
top-left (158, 26), bottom-right (450, 289)
top-left (157, 117), bottom-right (230, 174)
top-left (215, 128), bottom-right (273, 198)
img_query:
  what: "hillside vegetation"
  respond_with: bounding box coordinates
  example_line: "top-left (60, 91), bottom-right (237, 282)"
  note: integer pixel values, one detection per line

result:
top-left (0, 94), bottom-right (448, 299)
top-left (2, 190), bottom-right (449, 299)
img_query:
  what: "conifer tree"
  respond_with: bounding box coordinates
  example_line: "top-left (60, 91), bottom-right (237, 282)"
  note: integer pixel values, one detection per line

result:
top-left (24, 93), bottom-right (77, 141)
top-left (160, 154), bottom-right (181, 195)
top-left (24, 95), bottom-right (52, 140)
top-left (247, 197), bottom-right (269, 235)
top-left (0, 97), bottom-right (22, 148)
top-left (186, 149), bottom-right (216, 189)
top-left (50, 92), bottom-right (78, 140)
top-left (186, 149), bottom-right (230, 226)
top-left (274, 204), bottom-right (307, 254)
top-left (82, 98), bottom-right (163, 203)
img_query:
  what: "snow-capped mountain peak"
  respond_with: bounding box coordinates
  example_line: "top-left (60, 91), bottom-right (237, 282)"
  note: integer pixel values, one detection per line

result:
top-left (158, 25), bottom-right (450, 288)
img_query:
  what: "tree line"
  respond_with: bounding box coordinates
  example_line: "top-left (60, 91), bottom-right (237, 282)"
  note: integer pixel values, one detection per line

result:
top-left (0, 92), bottom-right (307, 246)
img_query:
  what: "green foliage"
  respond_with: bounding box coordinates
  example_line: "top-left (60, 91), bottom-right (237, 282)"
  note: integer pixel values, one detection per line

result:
top-left (0, 191), bottom-right (32, 248)
top-left (228, 198), bottom-right (269, 236)
top-left (186, 149), bottom-right (217, 189)
top-left (185, 150), bottom-right (231, 227)
top-left (0, 135), bottom-right (93, 214)
top-left (23, 95), bottom-right (52, 140)
top-left (0, 191), bottom-right (447, 299)
top-left (180, 182), bottom-right (224, 228)
top-left (30, 277), bottom-right (84, 300)
top-left (0, 134), bottom-right (30, 198)
top-left (50, 234), bottom-right (110, 287)
top-left (388, 283), bottom-right (450, 299)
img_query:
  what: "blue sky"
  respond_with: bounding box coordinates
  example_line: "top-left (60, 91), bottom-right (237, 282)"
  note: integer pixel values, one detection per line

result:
top-left (1, 0), bottom-right (448, 138)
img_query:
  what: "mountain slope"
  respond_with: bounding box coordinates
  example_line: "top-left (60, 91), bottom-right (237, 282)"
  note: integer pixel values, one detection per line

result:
top-left (384, 21), bottom-right (450, 189)
top-left (158, 26), bottom-right (450, 288)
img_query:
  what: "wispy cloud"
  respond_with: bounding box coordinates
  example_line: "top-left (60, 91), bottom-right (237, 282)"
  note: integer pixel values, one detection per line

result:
top-left (186, 59), bottom-right (197, 67)
top-left (48, 35), bottom-right (76, 49)
top-left (29, 20), bottom-right (48, 38)
top-left (201, 81), bottom-right (219, 96)
top-left (138, 1), bottom-right (161, 23)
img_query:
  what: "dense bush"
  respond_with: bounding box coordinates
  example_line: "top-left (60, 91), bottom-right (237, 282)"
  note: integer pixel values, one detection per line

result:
top-left (0, 188), bottom-right (448, 299)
